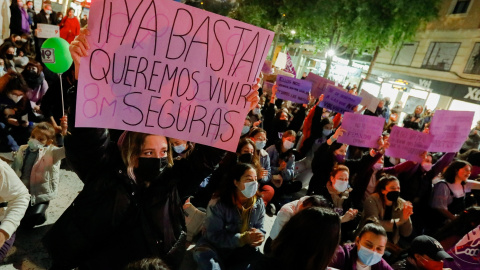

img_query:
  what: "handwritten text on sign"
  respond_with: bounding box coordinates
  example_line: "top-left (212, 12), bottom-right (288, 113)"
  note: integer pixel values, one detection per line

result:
top-left (76, 0), bottom-right (273, 152)
top-left (305, 73), bottom-right (334, 98)
top-left (338, 112), bottom-right (385, 148)
top-left (428, 110), bottom-right (474, 152)
top-left (319, 84), bottom-right (363, 114)
top-left (386, 126), bottom-right (433, 163)
top-left (276, 75), bottom-right (311, 104)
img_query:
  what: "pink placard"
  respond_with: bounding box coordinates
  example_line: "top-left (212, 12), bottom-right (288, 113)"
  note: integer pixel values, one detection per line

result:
top-left (337, 112), bottom-right (385, 148)
top-left (76, 0), bottom-right (274, 152)
top-left (386, 126), bottom-right (433, 163)
top-left (275, 75), bottom-right (312, 104)
top-left (428, 110), bottom-right (474, 153)
top-left (305, 73), bottom-right (334, 98)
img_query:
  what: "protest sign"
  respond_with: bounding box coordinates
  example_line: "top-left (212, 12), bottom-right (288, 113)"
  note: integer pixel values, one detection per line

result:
top-left (386, 126), bottom-right (433, 163)
top-left (36, 24), bottom-right (60, 39)
top-left (359, 90), bottom-right (380, 112)
top-left (319, 84), bottom-right (363, 114)
top-left (445, 225), bottom-right (480, 270)
top-left (305, 73), bottom-right (334, 98)
top-left (274, 52), bottom-right (287, 69)
top-left (428, 110), bottom-right (474, 152)
top-left (275, 75), bottom-right (311, 104)
top-left (338, 112), bottom-right (385, 148)
top-left (76, 0), bottom-right (274, 152)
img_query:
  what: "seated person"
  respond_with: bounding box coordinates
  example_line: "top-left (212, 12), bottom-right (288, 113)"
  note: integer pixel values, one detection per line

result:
top-left (193, 163), bottom-right (265, 270)
top-left (330, 222), bottom-right (393, 270)
top-left (391, 235), bottom-right (453, 270)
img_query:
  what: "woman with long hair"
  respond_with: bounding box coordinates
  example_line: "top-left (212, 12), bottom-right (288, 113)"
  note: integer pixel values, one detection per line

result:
top-left (193, 163), bottom-right (265, 270)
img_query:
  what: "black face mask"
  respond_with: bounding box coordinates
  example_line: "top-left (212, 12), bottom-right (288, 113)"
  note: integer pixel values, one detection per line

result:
top-left (134, 157), bottom-right (168, 183)
top-left (238, 153), bottom-right (253, 164)
top-left (386, 191), bottom-right (400, 202)
top-left (5, 54), bottom-right (14, 60)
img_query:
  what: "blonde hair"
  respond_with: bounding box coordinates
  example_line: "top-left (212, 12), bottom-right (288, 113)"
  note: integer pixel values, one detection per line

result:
top-left (119, 132), bottom-right (173, 181)
top-left (33, 122), bottom-right (56, 141)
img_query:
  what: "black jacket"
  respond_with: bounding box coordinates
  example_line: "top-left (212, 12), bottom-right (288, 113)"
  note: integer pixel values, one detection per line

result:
top-left (43, 86), bottom-right (225, 269)
top-left (9, 5), bottom-right (27, 35)
top-left (33, 9), bottom-right (57, 29)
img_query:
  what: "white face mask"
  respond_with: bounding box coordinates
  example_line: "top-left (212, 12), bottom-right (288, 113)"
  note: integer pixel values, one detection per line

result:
top-left (173, 144), bottom-right (186, 154)
top-left (8, 93), bottom-right (23, 103)
top-left (334, 180), bottom-right (348, 192)
top-left (253, 108), bottom-right (261, 115)
top-left (283, 140), bottom-right (294, 150)
top-left (28, 138), bottom-right (44, 151)
top-left (240, 181), bottom-right (258, 198)
top-left (45, 10), bottom-right (52, 15)
top-left (421, 163), bottom-right (433, 172)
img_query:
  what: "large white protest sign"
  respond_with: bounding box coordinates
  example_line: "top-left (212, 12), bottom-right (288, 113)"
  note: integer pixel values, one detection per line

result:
top-left (76, 0), bottom-right (273, 152)
top-left (36, 24), bottom-right (60, 39)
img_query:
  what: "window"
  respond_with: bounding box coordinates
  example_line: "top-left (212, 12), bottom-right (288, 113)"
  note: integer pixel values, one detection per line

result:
top-left (464, 43), bottom-right (480, 75)
top-left (451, 0), bottom-right (471, 14)
top-left (391, 42), bottom-right (419, 66)
top-left (421, 42), bottom-right (460, 71)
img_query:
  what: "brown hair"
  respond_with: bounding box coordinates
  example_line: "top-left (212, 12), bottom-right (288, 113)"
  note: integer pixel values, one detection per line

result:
top-left (330, 164), bottom-right (349, 178)
top-left (32, 122), bottom-right (56, 142)
top-left (119, 132), bottom-right (173, 180)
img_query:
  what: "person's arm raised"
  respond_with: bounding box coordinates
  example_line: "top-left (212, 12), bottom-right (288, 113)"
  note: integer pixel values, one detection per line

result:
top-left (69, 28), bottom-right (91, 80)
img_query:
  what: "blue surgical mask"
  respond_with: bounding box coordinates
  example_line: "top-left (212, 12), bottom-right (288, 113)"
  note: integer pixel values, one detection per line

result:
top-left (255, 140), bottom-right (266, 150)
top-left (253, 108), bottom-right (261, 115)
top-left (283, 140), bottom-right (294, 150)
top-left (357, 244), bottom-right (383, 266)
top-left (241, 126), bottom-right (250, 136)
top-left (173, 144), bottom-right (186, 154)
top-left (241, 181), bottom-right (258, 198)
top-left (323, 129), bottom-right (332, 137)
top-left (334, 180), bottom-right (348, 192)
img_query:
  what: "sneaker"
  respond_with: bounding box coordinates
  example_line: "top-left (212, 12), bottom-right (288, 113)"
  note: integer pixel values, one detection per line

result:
top-left (266, 203), bottom-right (276, 217)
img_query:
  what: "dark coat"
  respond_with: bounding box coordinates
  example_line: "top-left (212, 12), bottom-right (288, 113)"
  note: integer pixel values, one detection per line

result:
top-left (43, 84), bottom-right (225, 269)
top-left (9, 5), bottom-right (28, 35)
top-left (33, 9), bottom-right (57, 28)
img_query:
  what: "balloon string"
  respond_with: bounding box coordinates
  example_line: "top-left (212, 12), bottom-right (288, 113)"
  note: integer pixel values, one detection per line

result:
top-left (59, 73), bottom-right (65, 117)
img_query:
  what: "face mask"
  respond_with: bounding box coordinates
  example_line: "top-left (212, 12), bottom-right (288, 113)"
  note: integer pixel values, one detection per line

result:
top-left (334, 180), bottom-right (348, 192)
top-left (27, 4), bottom-right (32, 9)
top-left (45, 10), bottom-right (52, 15)
top-left (357, 245), bottom-right (383, 266)
top-left (240, 181), bottom-right (258, 198)
top-left (386, 191), bottom-right (400, 202)
top-left (238, 153), bottom-right (253, 164)
top-left (255, 140), bottom-right (266, 150)
top-left (21, 38), bottom-right (28, 43)
top-left (253, 108), bottom-right (261, 115)
top-left (173, 144), bottom-right (186, 154)
top-left (373, 163), bottom-right (384, 171)
top-left (8, 93), bottom-right (23, 103)
top-left (323, 129), bottom-right (332, 136)
top-left (283, 140), bottom-right (294, 150)
top-left (6, 54), bottom-right (14, 60)
top-left (28, 138), bottom-right (44, 151)
top-left (135, 157), bottom-right (168, 182)
top-left (417, 255), bottom-right (443, 270)
top-left (334, 154), bottom-right (346, 163)
top-left (241, 126), bottom-right (250, 136)
top-left (421, 163), bottom-right (433, 172)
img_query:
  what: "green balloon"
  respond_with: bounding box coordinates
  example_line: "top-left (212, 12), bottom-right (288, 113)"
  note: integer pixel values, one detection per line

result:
top-left (41, 37), bottom-right (73, 74)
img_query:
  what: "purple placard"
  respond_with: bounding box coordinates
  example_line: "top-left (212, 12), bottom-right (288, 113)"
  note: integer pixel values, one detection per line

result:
top-left (428, 110), bottom-right (475, 153)
top-left (386, 126), bottom-right (433, 163)
top-left (338, 112), bottom-right (385, 148)
top-left (444, 225), bottom-right (480, 270)
top-left (305, 73), bottom-right (334, 97)
top-left (275, 75), bottom-right (312, 104)
top-left (319, 84), bottom-right (363, 114)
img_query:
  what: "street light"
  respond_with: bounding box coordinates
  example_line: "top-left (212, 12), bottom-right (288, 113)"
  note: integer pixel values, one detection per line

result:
top-left (326, 49), bottom-right (335, 57)
top-left (290, 30), bottom-right (296, 35)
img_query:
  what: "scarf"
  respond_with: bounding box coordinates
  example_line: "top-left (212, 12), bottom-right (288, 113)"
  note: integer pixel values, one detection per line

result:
top-left (326, 181), bottom-right (350, 209)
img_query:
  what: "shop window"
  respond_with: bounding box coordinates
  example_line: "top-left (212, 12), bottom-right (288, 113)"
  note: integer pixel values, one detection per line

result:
top-left (421, 42), bottom-right (460, 71)
top-left (451, 0), bottom-right (471, 14)
top-left (449, 100), bottom-right (480, 129)
top-left (464, 43), bottom-right (480, 75)
top-left (391, 42), bottom-right (418, 66)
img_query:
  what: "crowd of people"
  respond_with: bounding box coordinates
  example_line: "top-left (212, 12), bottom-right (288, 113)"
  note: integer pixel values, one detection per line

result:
top-left (0, 2), bottom-right (479, 270)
